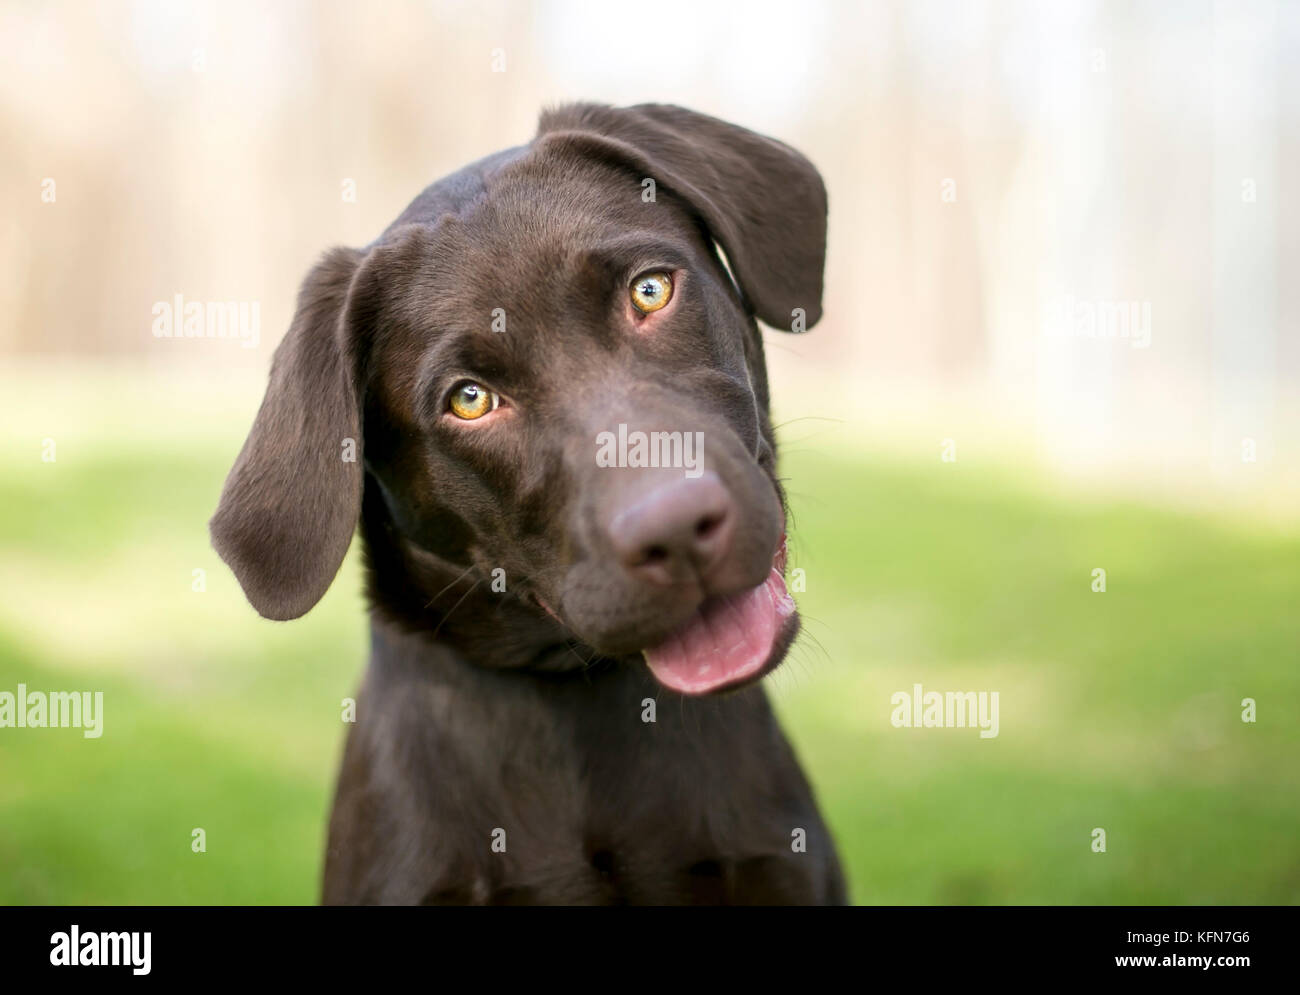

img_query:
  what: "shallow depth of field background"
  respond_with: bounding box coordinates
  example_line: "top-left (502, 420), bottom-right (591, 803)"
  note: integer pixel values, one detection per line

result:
top-left (2, 0), bottom-right (1298, 904)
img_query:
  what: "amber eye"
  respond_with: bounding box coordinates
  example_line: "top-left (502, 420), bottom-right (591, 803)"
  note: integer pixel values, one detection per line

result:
top-left (448, 381), bottom-right (499, 420)
top-left (630, 271), bottom-right (673, 313)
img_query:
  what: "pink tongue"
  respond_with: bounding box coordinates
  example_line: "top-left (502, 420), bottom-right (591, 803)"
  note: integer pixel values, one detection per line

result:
top-left (642, 569), bottom-right (795, 694)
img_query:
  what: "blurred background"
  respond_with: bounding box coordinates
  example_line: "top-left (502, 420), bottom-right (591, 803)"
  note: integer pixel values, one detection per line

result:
top-left (1, 0), bottom-right (1297, 904)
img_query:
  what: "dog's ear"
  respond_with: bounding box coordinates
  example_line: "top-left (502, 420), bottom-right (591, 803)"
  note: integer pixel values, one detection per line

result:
top-left (538, 103), bottom-right (828, 331)
top-left (210, 247), bottom-right (369, 621)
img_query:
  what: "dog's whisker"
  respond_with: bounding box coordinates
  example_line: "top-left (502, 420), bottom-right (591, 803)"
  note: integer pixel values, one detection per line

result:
top-left (429, 579), bottom-right (483, 639)
top-left (772, 414), bottom-right (844, 429)
top-left (422, 562), bottom-right (478, 610)
top-left (790, 625), bottom-right (833, 677)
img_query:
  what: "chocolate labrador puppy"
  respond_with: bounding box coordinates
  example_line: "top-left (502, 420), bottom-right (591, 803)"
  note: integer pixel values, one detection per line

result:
top-left (211, 103), bottom-right (846, 905)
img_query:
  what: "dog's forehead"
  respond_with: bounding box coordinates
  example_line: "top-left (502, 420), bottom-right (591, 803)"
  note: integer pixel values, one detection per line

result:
top-left (464, 157), bottom-right (689, 276)
top-left (364, 142), bottom-right (719, 420)
top-left (392, 150), bottom-right (697, 327)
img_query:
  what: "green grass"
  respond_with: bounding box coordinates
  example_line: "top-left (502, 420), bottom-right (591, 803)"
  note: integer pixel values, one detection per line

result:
top-left (1, 373), bottom-right (1297, 904)
top-left (774, 450), bottom-right (1300, 904)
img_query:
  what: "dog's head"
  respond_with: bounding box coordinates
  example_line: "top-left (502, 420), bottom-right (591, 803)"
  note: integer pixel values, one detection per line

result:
top-left (211, 103), bottom-right (826, 695)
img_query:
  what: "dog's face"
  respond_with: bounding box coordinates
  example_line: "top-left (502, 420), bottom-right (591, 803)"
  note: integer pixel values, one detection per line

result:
top-left (211, 104), bottom-right (826, 695)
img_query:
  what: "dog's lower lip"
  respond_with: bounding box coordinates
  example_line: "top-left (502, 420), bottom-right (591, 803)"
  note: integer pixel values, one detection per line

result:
top-left (641, 535), bottom-right (794, 695)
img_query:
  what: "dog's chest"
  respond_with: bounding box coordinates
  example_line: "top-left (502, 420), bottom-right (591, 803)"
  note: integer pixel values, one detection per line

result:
top-left (329, 657), bottom-right (834, 904)
top-left (427, 675), bottom-right (823, 903)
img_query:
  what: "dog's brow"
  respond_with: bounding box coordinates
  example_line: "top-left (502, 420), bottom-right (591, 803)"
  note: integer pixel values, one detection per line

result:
top-left (413, 331), bottom-right (516, 413)
top-left (581, 235), bottom-right (691, 274)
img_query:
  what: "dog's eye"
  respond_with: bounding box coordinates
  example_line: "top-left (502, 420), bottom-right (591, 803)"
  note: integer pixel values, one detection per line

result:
top-left (630, 272), bottom-right (673, 313)
top-left (448, 381), bottom-right (499, 420)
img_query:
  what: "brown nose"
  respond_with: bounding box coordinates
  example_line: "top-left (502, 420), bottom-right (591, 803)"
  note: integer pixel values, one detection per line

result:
top-left (606, 472), bottom-right (735, 585)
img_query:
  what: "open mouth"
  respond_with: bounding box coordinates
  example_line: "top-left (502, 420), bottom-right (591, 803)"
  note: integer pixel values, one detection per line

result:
top-left (641, 537), bottom-right (797, 695)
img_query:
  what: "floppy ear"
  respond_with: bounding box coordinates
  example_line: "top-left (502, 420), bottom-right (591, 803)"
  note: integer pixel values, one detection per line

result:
top-left (210, 247), bottom-right (367, 621)
top-left (538, 103), bottom-right (828, 330)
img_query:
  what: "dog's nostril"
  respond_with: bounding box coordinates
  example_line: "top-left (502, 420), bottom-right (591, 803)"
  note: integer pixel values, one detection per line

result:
top-left (641, 544), bottom-right (669, 565)
top-left (695, 513), bottom-right (723, 539)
